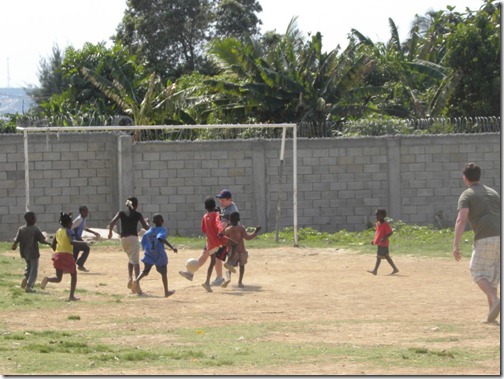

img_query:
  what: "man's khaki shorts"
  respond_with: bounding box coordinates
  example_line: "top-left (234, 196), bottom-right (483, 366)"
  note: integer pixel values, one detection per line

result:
top-left (470, 236), bottom-right (500, 287)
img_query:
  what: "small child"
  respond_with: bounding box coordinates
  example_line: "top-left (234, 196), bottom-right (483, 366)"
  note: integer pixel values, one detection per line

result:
top-left (132, 213), bottom-right (178, 297)
top-left (222, 212), bottom-right (261, 288)
top-left (12, 211), bottom-right (52, 293)
top-left (201, 197), bottom-right (227, 293)
top-left (72, 205), bottom-right (100, 272)
top-left (367, 208), bottom-right (399, 276)
top-left (41, 212), bottom-right (89, 301)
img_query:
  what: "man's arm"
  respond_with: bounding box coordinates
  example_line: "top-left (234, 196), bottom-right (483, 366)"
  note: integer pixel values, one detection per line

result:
top-left (453, 208), bottom-right (469, 261)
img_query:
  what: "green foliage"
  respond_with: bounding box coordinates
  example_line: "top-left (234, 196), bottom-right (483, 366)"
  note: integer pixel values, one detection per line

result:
top-left (341, 114), bottom-right (414, 136)
top-left (0, 114), bottom-right (17, 133)
top-left (14, 0), bottom-right (499, 137)
top-left (444, 0), bottom-right (500, 117)
top-left (244, 221), bottom-right (471, 259)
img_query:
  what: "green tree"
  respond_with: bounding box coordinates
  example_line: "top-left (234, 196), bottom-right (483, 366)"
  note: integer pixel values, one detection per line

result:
top-left (114, 0), bottom-right (263, 80)
top-left (81, 66), bottom-right (177, 141)
top-left (27, 44), bottom-right (67, 106)
top-left (201, 18), bottom-right (378, 136)
top-left (352, 16), bottom-right (453, 118)
top-left (213, 0), bottom-right (262, 39)
top-left (444, 0), bottom-right (500, 117)
top-left (28, 42), bottom-right (147, 127)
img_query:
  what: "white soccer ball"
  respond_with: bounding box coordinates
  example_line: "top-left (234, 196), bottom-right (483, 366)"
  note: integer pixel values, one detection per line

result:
top-left (185, 258), bottom-right (200, 274)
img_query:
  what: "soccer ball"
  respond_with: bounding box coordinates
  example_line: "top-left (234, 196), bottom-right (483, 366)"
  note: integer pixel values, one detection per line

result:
top-left (185, 258), bottom-right (200, 274)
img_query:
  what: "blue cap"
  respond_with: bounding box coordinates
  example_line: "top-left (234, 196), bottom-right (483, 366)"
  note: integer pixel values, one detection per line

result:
top-left (216, 189), bottom-right (232, 199)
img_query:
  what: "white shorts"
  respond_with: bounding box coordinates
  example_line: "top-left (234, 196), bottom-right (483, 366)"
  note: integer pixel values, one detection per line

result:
top-left (470, 236), bottom-right (500, 287)
top-left (207, 246), bottom-right (220, 256)
top-left (121, 236), bottom-right (140, 265)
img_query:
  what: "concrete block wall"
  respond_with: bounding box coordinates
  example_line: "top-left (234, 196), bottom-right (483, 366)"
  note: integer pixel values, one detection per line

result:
top-left (0, 133), bottom-right (118, 240)
top-left (0, 132), bottom-right (500, 241)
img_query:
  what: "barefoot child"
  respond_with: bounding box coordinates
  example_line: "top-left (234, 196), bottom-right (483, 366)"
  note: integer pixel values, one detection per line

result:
top-left (41, 212), bottom-right (89, 301)
top-left (108, 196), bottom-right (150, 292)
top-left (132, 214), bottom-right (178, 297)
top-left (12, 211), bottom-right (52, 293)
top-left (367, 208), bottom-right (399, 276)
top-left (200, 197), bottom-right (226, 292)
top-left (222, 212), bottom-right (261, 288)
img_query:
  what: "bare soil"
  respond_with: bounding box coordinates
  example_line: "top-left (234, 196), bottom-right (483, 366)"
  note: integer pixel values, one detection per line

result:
top-left (2, 239), bottom-right (500, 375)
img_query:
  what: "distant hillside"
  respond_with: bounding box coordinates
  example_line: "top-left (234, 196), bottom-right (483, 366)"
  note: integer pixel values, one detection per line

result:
top-left (0, 88), bottom-right (35, 115)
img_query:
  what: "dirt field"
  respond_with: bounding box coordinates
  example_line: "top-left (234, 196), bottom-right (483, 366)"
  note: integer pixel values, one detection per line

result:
top-left (2, 242), bottom-right (500, 375)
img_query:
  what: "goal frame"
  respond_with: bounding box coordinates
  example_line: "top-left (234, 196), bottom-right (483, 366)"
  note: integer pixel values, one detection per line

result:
top-left (16, 124), bottom-right (299, 245)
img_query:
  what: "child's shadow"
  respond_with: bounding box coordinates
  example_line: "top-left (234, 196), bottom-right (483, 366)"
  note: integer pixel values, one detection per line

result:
top-left (130, 292), bottom-right (170, 299)
top-left (222, 285), bottom-right (262, 296)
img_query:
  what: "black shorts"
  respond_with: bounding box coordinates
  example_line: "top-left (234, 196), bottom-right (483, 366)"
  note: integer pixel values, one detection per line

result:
top-left (142, 263), bottom-right (167, 275)
top-left (215, 246), bottom-right (228, 261)
top-left (377, 246), bottom-right (389, 259)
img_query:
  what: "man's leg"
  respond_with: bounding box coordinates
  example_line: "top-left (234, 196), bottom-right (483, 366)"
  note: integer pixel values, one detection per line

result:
top-left (477, 278), bottom-right (499, 307)
top-left (477, 278), bottom-right (500, 322)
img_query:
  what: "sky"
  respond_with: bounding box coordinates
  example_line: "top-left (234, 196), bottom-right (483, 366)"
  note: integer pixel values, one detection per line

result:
top-left (0, 0), bottom-right (486, 88)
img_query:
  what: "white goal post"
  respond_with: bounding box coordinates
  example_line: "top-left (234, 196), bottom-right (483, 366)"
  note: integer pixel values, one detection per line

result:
top-left (16, 123), bottom-right (299, 245)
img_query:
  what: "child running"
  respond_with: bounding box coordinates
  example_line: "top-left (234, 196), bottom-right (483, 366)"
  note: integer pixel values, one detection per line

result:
top-left (132, 213), bottom-right (178, 297)
top-left (222, 212), bottom-right (261, 288)
top-left (367, 208), bottom-right (399, 276)
top-left (108, 196), bottom-right (150, 292)
top-left (12, 211), bottom-right (52, 293)
top-left (41, 212), bottom-right (89, 301)
top-left (201, 197), bottom-right (227, 292)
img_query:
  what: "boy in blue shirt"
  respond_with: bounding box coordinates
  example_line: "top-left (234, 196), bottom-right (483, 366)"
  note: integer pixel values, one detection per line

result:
top-left (132, 213), bottom-right (178, 297)
top-left (72, 205), bottom-right (100, 272)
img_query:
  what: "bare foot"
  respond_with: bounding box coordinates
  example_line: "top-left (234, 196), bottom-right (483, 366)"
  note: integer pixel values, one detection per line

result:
top-left (165, 290), bottom-right (175, 298)
top-left (367, 270), bottom-right (377, 275)
top-left (68, 296), bottom-right (80, 301)
top-left (40, 277), bottom-right (49, 289)
top-left (389, 269), bottom-right (399, 275)
top-left (202, 283), bottom-right (213, 292)
top-left (132, 280), bottom-right (142, 295)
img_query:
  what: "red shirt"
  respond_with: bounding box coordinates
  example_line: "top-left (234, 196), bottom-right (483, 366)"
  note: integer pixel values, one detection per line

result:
top-left (373, 221), bottom-right (392, 247)
top-left (201, 211), bottom-right (225, 250)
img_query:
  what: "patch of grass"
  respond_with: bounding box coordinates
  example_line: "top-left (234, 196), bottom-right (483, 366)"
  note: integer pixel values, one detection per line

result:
top-left (0, 320), bottom-right (498, 374)
top-left (243, 222), bottom-right (473, 259)
top-left (67, 315), bottom-right (81, 321)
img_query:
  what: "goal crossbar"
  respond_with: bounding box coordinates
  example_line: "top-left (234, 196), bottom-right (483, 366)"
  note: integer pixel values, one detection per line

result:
top-left (16, 124), bottom-right (299, 245)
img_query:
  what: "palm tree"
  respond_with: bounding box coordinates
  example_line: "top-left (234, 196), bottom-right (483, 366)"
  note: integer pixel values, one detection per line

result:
top-left (200, 17), bottom-right (380, 137)
top-left (81, 63), bottom-right (176, 141)
top-left (351, 16), bottom-right (453, 118)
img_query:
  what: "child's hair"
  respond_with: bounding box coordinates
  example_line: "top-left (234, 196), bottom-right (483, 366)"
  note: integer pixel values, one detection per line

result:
top-left (204, 197), bottom-right (216, 212)
top-left (229, 211), bottom-right (240, 226)
top-left (79, 205), bottom-right (88, 213)
top-left (125, 196), bottom-right (138, 209)
top-left (24, 211), bottom-right (36, 225)
top-left (59, 212), bottom-right (73, 227)
top-left (152, 213), bottom-right (163, 226)
top-left (376, 208), bottom-right (387, 218)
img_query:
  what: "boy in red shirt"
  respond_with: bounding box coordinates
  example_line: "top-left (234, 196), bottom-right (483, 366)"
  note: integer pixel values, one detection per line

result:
top-left (200, 197), bottom-right (227, 292)
top-left (367, 208), bottom-right (399, 276)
